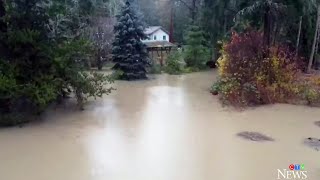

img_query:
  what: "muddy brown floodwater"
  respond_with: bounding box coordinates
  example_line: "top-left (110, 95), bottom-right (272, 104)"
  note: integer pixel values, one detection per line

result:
top-left (0, 71), bottom-right (320, 180)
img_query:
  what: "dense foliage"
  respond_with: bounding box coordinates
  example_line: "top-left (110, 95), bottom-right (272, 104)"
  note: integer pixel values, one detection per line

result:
top-left (120, 0), bottom-right (320, 71)
top-left (213, 31), bottom-right (320, 107)
top-left (184, 25), bottom-right (210, 70)
top-left (112, 1), bottom-right (149, 80)
top-left (165, 51), bottom-right (185, 75)
top-left (0, 0), bottom-right (114, 126)
top-left (1, 0), bottom-right (320, 124)
top-left (148, 63), bottom-right (163, 74)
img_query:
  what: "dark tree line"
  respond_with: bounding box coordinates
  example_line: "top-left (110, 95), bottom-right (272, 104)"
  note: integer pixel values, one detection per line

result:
top-left (0, 0), bottom-right (115, 126)
top-left (135, 0), bottom-right (320, 71)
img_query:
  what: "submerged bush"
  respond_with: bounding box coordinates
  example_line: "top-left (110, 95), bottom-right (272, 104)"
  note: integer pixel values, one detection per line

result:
top-left (214, 31), bottom-right (320, 107)
top-left (148, 63), bottom-right (163, 74)
top-left (0, 1), bottom-right (115, 126)
top-left (111, 70), bottom-right (125, 80)
top-left (218, 31), bottom-right (266, 82)
top-left (165, 51), bottom-right (184, 75)
top-left (54, 39), bottom-right (114, 110)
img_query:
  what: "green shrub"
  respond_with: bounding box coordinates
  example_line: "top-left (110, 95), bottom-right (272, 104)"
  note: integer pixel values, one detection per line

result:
top-left (184, 25), bottom-right (211, 69)
top-left (210, 79), bottom-right (222, 94)
top-left (72, 72), bottom-right (114, 109)
top-left (165, 51), bottom-right (184, 75)
top-left (111, 70), bottom-right (124, 80)
top-left (0, 114), bottom-right (28, 127)
top-left (215, 31), bottom-right (279, 106)
top-left (214, 31), bottom-right (320, 107)
top-left (182, 67), bottom-right (194, 73)
top-left (298, 82), bottom-right (320, 105)
top-left (0, 0), bottom-right (115, 126)
top-left (0, 67), bottom-right (17, 100)
top-left (148, 63), bottom-right (163, 74)
top-left (54, 39), bottom-right (114, 110)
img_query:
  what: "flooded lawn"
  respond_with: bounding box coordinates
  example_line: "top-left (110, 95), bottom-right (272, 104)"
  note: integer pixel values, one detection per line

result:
top-left (0, 70), bottom-right (319, 180)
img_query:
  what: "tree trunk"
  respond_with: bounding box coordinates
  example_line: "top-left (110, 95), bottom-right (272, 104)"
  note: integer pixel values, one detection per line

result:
top-left (169, 0), bottom-right (174, 43)
top-left (160, 48), bottom-right (163, 66)
top-left (295, 16), bottom-right (302, 56)
top-left (272, 22), bottom-right (278, 46)
top-left (191, 0), bottom-right (196, 24)
top-left (96, 26), bottom-right (103, 70)
top-left (0, 0), bottom-right (6, 33)
top-left (315, 27), bottom-right (320, 62)
top-left (223, 14), bottom-right (227, 35)
top-left (263, 5), bottom-right (271, 47)
top-left (308, 5), bottom-right (320, 73)
top-left (97, 55), bottom-right (103, 70)
top-left (75, 89), bottom-right (85, 111)
top-left (0, 0), bottom-right (5, 31)
top-left (179, 0), bottom-right (197, 24)
top-left (0, 0), bottom-right (7, 58)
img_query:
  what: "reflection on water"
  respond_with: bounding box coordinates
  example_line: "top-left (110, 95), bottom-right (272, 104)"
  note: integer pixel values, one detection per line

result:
top-left (0, 71), bottom-right (320, 180)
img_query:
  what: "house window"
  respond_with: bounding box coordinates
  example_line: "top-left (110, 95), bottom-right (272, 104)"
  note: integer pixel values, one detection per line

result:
top-left (163, 36), bottom-right (166, 40)
top-left (154, 35), bottom-right (157, 40)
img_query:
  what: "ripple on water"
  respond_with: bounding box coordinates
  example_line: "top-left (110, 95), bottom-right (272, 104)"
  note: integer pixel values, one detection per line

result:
top-left (237, 131), bottom-right (274, 142)
top-left (303, 138), bottom-right (320, 151)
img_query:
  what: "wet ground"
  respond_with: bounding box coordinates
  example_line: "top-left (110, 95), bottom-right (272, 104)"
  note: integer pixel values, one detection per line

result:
top-left (0, 70), bottom-right (319, 180)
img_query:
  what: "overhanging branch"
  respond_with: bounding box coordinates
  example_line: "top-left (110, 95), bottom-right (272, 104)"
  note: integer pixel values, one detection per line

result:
top-left (177, 0), bottom-right (192, 11)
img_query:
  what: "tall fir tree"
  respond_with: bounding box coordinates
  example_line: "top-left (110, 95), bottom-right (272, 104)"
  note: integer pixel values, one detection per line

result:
top-left (184, 25), bottom-right (210, 69)
top-left (5, 0), bottom-right (53, 83)
top-left (112, 0), bottom-right (149, 80)
top-left (0, 0), bottom-right (5, 33)
top-left (0, 0), bottom-right (7, 57)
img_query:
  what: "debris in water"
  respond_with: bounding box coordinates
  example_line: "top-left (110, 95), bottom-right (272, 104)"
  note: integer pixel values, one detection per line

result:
top-left (211, 91), bottom-right (218, 96)
top-left (315, 121), bottom-right (320, 128)
top-left (303, 137), bottom-right (320, 151)
top-left (237, 131), bottom-right (274, 142)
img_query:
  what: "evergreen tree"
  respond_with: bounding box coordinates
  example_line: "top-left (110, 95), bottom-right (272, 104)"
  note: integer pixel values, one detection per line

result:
top-left (0, 0), bottom-right (114, 125)
top-left (0, 0), bottom-right (57, 125)
top-left (112, 1), bottom-right (149, 80)
top-left (184, 25), bottom-right (210, 69)
top-left (4, 0), bottom-right (54, 88)
top-left (0, 0), bottom-right (7, 57)
top-left (0, 0), bottom-right (5, 32)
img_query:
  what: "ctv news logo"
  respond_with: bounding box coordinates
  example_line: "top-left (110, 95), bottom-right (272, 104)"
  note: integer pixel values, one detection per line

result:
top-left (277, 164), bottom-right (307, 179)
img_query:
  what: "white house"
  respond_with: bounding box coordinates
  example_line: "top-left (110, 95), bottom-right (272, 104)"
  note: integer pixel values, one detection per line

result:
top-left (142, 26), bottom-right (170, 42)
top-left (142, 26), bottom-right (175, 66)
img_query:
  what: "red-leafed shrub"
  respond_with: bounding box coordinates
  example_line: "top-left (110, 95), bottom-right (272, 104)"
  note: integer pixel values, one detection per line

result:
top-left (218, 31), bottom-right (267, 84)
top-left (212, 31), bottom-right (320, 107)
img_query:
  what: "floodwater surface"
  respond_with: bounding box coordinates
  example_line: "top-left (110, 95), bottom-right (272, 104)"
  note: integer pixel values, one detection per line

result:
top-left (0, 71), bottom-right (320, 180)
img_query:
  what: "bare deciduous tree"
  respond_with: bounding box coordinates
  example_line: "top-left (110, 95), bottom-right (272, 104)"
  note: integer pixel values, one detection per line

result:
top-left (89, 17), bottom-right (116, 69)
top-left (308, 5), bottom-right (320, 73)
top-left (176, 0), bottom-right (201, 23)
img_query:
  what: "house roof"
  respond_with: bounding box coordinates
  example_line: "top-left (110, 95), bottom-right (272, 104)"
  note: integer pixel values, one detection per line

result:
top-left (144, 41), bottom-right (176, 48)
top-left (144, 26), bottom-right (169, 35)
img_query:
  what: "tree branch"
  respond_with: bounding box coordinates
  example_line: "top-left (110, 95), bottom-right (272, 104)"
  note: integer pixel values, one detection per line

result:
top-left (177, 0), bottom-right (192, 11)
top-left (226, 8), bottom-right (237, 14)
